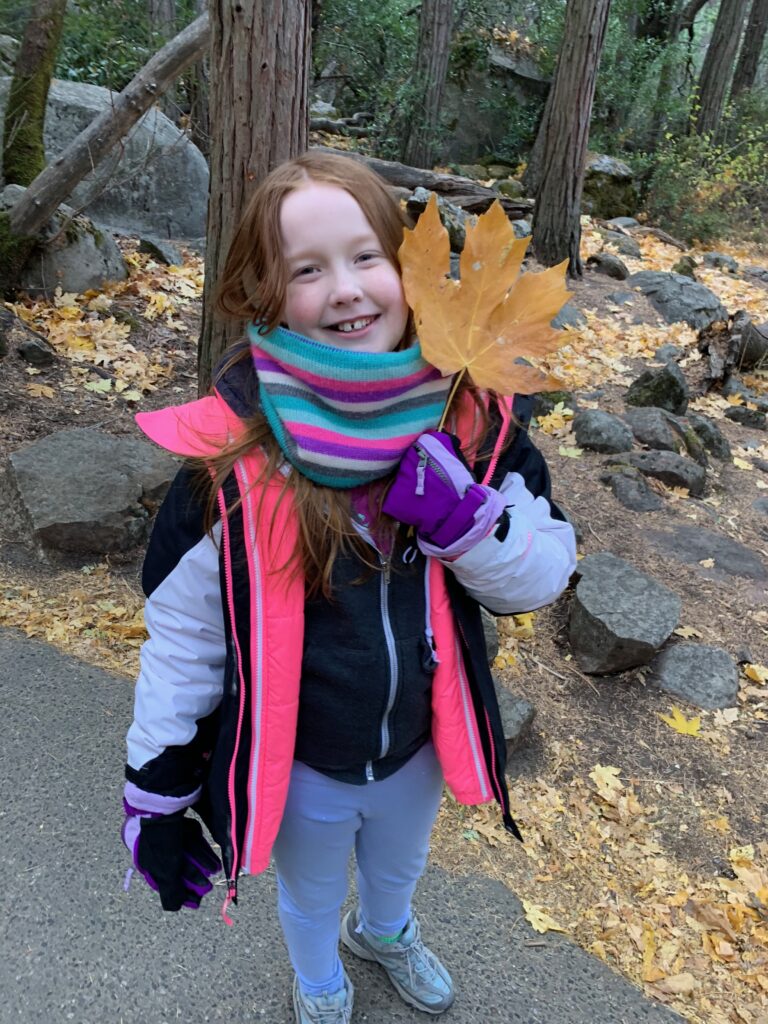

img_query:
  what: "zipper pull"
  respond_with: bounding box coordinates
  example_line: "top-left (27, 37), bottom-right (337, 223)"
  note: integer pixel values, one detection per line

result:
top-left (382, 557), bottom-right (391, 584)
top-left (415, 449), bottom-right (428, 496)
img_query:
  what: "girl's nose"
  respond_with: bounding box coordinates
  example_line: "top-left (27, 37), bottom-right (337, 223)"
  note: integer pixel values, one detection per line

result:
top-left (330, 268), bottom-right (363, 305)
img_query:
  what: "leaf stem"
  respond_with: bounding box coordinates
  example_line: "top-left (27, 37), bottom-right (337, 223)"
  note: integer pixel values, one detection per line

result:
top-left (437, 367), bottom-right (466, 431)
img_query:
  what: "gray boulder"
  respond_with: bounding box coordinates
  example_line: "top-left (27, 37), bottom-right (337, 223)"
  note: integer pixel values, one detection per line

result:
top-left (744, 266), bottom-right (768, 283)
top-left (582, 154), bottom-right (637, 219)
top-left (703, 252), bottom-right (738, 272)
top-left (606, 216), bottom-right (640, 229)
top-left (687, 413), bottom-right (731, 460)
top-left (0, 307), bottom-right (56, 366)
top-left (603, 450), bottom-right (706, 496)
top-left (587, 252), bottom-right (630, 280)
top-left (626, 361), bottom-right (689, 415)
top-left (603, 232), bottom-right (642, 258)
top-left (648, 524), bottom-right (767, 580)
top-left (599, 467), bottom-right (664, 512)
top-left (651, 644), bottom-right (739, 710)
top-left (654, 343), bottom-right (682, 362)
top-left (0, 185), bottom-right (126, 297)
top-left (569, 552), bottom-right (680, 674)
top-left (481, 607), bottom-right (499, 664)
top-left (724, 406), bottom-right (766, 430)
top-left (7, 427), bottom-right (176, 554)
top-left (552, 303), bottom-right (586, 330)
top-left (623, 407), bottom-right (681, 453)
top-left (572, 410), bottom-right (633, 453)
top-left (494, 682), bottom-right (536, 757)
top-left (512, 219), bottom-right (532, 239)
top-left (138, 236), bottom-right (183, 266)
top-left (0, 78), bottom-right (209, 238)
top-left (606, 290), bottom-right (636, 306)
top-left (629, 271), bottom-right (728, 330)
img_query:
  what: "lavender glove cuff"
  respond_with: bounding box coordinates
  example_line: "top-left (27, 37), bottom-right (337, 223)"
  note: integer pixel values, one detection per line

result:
top-left (418, 486), bottom-right (507, 559)
top-left (123, 781), bottom-right (201, 817)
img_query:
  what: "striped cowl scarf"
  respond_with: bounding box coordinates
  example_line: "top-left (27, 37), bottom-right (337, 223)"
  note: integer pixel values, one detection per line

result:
top-left (248, 324), bottom-right (452, 488)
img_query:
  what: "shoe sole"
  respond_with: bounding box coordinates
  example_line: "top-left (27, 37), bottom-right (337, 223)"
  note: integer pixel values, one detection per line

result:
top-left (340, 915), bottom-right (454, 1015)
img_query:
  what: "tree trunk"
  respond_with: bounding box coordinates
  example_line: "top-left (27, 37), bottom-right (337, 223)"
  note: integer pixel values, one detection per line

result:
top-left (198, 0), bottom-right (311, 392)
top-left (148, 0), bottom-right (177, 116)
top-left (695, 0), bottom-right (750, 134)
top-left (185, 0), bottom-right (210, 157)
top-left (531, 0), bottom-right (613, 276)
top-left (400, 0), bottom-right (453, 169)
top-left (6, 13), bottom-right (209, 239)
top-left (730, 0), bottom-right (768, 96)
top-left (2, 0), bottom-right (66, 186)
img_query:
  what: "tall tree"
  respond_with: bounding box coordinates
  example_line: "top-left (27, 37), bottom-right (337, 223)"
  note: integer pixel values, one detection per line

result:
top-left (198, 0), bottom-right (311, 391)
top-left (400, 0), bottom-right (453, 169)
top-left (2, 0), bottom-right (66, 186)
top-left (695, 0), bottom-right (750, 134)
top-left (148, 0), bottom-right (178, 116)
top-left (185, 0), bottom-right (210, 157)
top-left (529, 0), bottom-right (613, 276)
top-left (730, 0), bottom-right (768, 97)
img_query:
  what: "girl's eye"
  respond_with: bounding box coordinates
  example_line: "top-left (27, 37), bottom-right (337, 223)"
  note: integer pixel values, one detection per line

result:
top-left (292, 266), bottom-right (317, 279)
top-left (356, 252), bottom-right (380, 264)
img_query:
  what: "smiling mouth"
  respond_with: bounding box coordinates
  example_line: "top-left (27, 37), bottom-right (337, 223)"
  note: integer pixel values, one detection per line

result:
top-left (327, 315), bottom-right (378, 333)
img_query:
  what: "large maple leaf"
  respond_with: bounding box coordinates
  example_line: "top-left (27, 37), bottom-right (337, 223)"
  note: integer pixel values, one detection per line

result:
top-left (399, 194), bottom-right (573, 407)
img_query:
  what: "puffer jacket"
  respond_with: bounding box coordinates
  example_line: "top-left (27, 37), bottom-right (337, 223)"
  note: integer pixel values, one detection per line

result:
top-left (125, 361), bottom-right (576, 905)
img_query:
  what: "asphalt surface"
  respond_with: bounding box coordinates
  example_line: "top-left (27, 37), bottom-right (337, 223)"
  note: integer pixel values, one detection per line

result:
top-left (0, 627), bottom-right (684, 1024)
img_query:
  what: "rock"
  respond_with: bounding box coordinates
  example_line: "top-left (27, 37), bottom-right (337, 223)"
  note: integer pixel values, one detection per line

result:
top-left (607, 216), bottom-right (640, 229)
top-left (735, 321), bottom-right (768, 371)
top-left (703, 252), bottom-right (739, 272)
top-left (599, 467), bottom-right (664, 512)
top-left (626, 362), bottom-right (689, 415)
top-left (486, 163), bottom-right (516, 179)
top-left (496, 178), bottom-right (525, 199)
top-left (724, 406), bottom-right (766, 430)
top-left (687, 413), bottom-right (731, 460)
top-left (406, 187), bottom-right (470, 251)
top-left (744, 266), bottom-right (768, 283)
top-left (603, 232), bottom-right (642, 258)
top-left (481, 607), bottom-right (499, 664)
top-left (532, 391), bottom-right (575, 418)
top-left (721, 377), bottom-right (768, 412)
top-left (623, 407), bottom-right (682, 453)
top-left (654, 343), bottom-right (682, 362)
top-left (0, 307), bottom-right (56, 366)
top-left (754, 458), bottom-right (768, 473)
top-left (558, 504), bottom-right (584, 544)
top-left (587, 252), bottom-right (630, 280)
top-left (582, 153), bottom-right (637, 219)
top-left (138, 236), bottom-right (183, 266)
top-left (606, 290), bottom-right (635, 306)
top-left (552, 303), bottom-right (586, 330)
top-left (494, 683), bottom-right (536, 757)
top-left (310, 98), bottom-right (338, 118)
top-left (449, 253), bottom-right (460, 280)
top-left (455, 163), bottom-right (488, 180)
top-left (650, 644), bottom-right (739, 710)
top-left (0, 185), bottom-right (126, 297)
top-left (648, 524), bottom-right (767, 580)
top-left (629, 271), bottom-right (728, 330)
top-left (6, 427), bottom-right (177, 554)
top-left (512, 219), bottom-right (532, 239)
top-left (0, 78), bottom-right (209, 238)
top-left (753, 497), bottom-right (768, 515)
top-left (603, 450), bottom-right (706, 496)
top-left (573, 410), bottom-right (633, 453)
top-left (670, 255), bottom-right (697, 279)
top-left (569, 552), bottom-right (680, 673)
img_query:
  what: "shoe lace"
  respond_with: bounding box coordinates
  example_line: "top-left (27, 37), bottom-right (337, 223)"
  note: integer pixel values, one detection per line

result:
top-left (313, 994), bottom-right (352, 1024)
top-left (400, 929), bottom-right (440, 988)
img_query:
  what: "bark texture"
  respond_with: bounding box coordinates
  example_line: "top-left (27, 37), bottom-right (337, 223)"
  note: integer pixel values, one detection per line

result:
top-left (695, 0), bottom-right (750, 134)
top-left (148, 0), bottom-right (177, 116)
top-left (6, 13), bottom-right (210, 239)
top-left (2, 0), bottom-right (66, 186)
top-left (400, 0), bottom-right (453, 169)
top-left (198, 0), bottom-right (311, 392)
top-left (730, 0), bottom-right (768, 96)
top-left (531, 0), bottom-right (613, 276)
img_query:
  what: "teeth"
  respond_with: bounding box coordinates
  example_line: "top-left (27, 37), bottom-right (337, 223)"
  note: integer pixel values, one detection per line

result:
top-left (336, 317), bottom-right (373, 333)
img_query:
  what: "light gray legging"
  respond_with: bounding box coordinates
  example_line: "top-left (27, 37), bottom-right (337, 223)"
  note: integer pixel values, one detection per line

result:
top-left (272, 742), bottom-right (444, 996)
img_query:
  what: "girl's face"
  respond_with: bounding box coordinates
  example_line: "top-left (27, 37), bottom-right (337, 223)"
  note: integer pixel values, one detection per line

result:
top-left (279, 183), bottom-right (409, 354)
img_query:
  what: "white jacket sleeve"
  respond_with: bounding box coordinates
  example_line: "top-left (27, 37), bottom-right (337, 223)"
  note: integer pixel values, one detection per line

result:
top-left (442, 471), bottom-right (577, 615)
top-left (126, 521), bottom-right (226, 771)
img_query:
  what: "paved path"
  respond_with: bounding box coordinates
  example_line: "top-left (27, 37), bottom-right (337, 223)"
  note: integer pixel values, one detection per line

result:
top-left (0, 628), bottom-right (683, 1024)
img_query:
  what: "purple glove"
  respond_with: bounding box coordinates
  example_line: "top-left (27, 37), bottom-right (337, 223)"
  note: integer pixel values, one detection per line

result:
top-left (383, 431), bottom-right (507, 557)
top-left (122, 782), bottom-right (221, 911)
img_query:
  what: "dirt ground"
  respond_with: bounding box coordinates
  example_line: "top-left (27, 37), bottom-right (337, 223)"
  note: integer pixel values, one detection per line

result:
top-left (1, 230), bottom-right (768, 1023)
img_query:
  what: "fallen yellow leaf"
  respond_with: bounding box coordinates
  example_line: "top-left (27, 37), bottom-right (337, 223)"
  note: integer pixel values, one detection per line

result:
top-left (674, 626), bottom-right (703, 639)
top-left (589, 764), bottom-right (624, 804)
top-left (521, 899), bottom-right (567, 934)
top-left (25, 382), bottom-right (56, 399)
top-left (558, 445), bottom-right (583, 458)
top-left (744, 664), bottom-right (768, 684)
top-left (659, 706), bottom-right (701, 736)
top-left (733, 457), bottom-right (753, 470)
top-left (698, 558), bottom-right (715, 568)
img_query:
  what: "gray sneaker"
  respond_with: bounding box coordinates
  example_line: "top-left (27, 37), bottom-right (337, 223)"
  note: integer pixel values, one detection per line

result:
top-left (340, 910), bottom-right (454, 1014)
top-left (292, 972), bottom-right (354, 1024)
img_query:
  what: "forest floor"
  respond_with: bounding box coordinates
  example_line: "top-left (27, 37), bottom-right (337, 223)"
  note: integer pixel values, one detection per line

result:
top-left (1, 224), bottom-right (767, 1024)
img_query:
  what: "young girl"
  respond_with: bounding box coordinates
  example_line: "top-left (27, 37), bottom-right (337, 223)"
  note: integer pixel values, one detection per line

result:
top-left (122, 152), bottom-right (576, 1023)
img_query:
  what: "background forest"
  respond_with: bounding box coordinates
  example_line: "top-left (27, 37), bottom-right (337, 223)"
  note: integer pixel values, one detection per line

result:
top-left (0, 0), bottom-right (764, 248)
